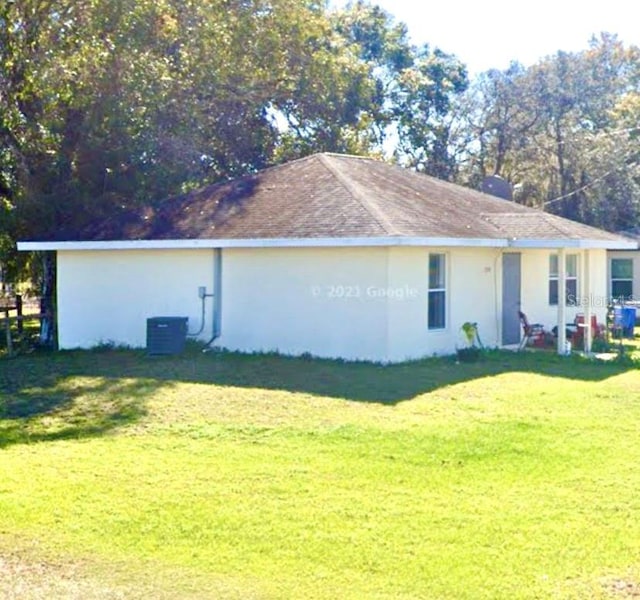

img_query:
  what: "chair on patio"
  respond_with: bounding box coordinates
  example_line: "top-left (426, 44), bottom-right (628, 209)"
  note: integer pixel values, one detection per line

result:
top-left (518, 311), bottom-right (546, 351)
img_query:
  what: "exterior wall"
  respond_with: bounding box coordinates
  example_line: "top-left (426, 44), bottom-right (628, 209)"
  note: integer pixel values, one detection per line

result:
top-left (57, 249), bottom-right (214, 348)
top-left (584, 249), bottom-right (609, 323)
top-left (519, 248), bottom-right (608, 332)
top-left (56, 244), bottom-right (610, 360)
top-left (384, 247), bottom-right (500, 361)
top-left (219, 246), bottom-right (501, 362)
top-left (217, 247), bottom-right (390, 361)
top-left (607, 249), bottom-right (640, 302)
top-left (447, 247), bottom-right (502, 352)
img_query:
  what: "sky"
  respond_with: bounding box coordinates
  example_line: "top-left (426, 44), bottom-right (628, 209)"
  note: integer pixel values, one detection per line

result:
top-left (332, 0), bottom-right (640, 75)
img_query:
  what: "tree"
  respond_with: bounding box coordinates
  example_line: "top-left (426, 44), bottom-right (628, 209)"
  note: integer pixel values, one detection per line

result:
top-left (0, 0), bottom-right (383, 242)
top-left (1, 0), bottom-right (392, 344)
top-left (461, 62), bottom-right (539, 189)
top-left (458, 34), bottom-right (640, 230)
top-left (391, 45), bottom-right (468, 179)
top-left (330, 1), bottom-right (469, 179)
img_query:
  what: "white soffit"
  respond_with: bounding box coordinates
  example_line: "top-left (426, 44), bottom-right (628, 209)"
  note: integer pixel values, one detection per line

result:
top-left (18, 237), bottom-right (508, 251)
top-left (17, 236), bottom-right (637, 252)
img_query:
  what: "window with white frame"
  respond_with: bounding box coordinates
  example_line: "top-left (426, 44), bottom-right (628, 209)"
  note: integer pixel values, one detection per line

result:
top-left (428, 253), bottom-right (446, 329)
top-left (549, 253), bottom-right (578, 306)
top-left (611, 258), bottom-right (633, 301)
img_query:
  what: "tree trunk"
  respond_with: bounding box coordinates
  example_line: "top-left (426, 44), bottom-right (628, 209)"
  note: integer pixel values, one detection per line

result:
top-left (39, 251), bottom-right (57, 348)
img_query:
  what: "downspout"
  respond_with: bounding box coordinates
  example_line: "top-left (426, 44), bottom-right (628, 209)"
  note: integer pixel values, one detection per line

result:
top-left (203, 248), bottom-right (222, 350)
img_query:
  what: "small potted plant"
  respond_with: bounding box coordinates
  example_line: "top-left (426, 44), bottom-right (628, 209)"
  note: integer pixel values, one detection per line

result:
top-left (456, 321), bottom-right (482, 362)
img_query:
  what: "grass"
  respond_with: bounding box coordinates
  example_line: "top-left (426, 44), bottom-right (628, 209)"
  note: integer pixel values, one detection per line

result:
top-left (0, 342), bottom-right (639, 598)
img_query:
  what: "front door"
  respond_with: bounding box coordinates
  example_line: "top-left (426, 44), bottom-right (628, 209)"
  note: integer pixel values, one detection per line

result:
top-left (502, 253), bottom-right (521, 345)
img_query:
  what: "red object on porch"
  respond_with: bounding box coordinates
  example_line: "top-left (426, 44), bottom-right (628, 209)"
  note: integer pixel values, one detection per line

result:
top-left (518, 311), bottom-right (546, 350)
top-left (572, 314), bottom-right (603, 350)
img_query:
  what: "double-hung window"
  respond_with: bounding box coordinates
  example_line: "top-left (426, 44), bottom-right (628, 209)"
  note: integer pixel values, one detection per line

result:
top-left (428, 253), bottom-right (446, 329)
top-left (549, 254), bottom-right (578, 306)
top-left (611, 258), bottom-right (633, 301)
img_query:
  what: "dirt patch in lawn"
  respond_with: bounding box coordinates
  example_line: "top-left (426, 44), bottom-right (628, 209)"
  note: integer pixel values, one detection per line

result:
top-left (0, 552), bottom-right (130, 599)
top-left (0, 550), bottom-right (263, 600)
top-left (602, 577), bottom-right (640, 598)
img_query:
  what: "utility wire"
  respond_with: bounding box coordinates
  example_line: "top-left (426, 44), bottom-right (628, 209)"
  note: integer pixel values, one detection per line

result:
top-left (540, 126), bottom-right (640, 149)
top-left (542, 165), bottom-right (623, 207)
top-left (541, 139), bottom-right (640, 207)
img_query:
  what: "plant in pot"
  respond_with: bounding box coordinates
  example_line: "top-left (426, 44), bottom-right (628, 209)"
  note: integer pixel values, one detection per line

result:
top-left (456, 321), bottom-right (482, 362)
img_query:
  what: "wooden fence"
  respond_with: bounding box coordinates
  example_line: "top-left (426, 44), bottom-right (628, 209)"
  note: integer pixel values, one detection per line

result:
top-left (1, 295), bottom-right (45, 355)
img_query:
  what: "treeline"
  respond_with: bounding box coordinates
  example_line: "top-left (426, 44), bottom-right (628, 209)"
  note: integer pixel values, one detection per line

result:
top-left (2, 0), bottom-right (640, 284)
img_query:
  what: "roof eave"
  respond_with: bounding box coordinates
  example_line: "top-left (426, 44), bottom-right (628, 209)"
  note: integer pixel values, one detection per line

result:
top-left (18, 237), bottom-right (509, 251)
top-left (18, 236), bottom-right (637, 252)
top-left (508, 238), bottom-right (638, 250)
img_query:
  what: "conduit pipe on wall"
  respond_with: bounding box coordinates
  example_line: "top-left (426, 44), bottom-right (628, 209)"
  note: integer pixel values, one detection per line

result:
top-left (187, 292), bottom-right (207, 337)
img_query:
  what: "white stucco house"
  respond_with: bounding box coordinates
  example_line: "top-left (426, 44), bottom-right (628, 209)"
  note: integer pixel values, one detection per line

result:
top-left (18, 153), bottom-right (637, 361)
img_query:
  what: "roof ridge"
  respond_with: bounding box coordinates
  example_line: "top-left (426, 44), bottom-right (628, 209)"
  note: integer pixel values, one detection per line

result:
top-left (320, 152), bottom-right (378, 161)
top-left (318, 154), bottom-right (401, 236)
top-left (534, 214), bottom-right (571, 237)
top-left (540, 211), bottom-right (609, 238)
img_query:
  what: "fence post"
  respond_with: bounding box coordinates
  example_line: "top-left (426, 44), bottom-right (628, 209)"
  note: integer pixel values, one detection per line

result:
top-left (16, 294), bottom-right (23, 335)
top-left (4, 315), bottom-right (11, 356)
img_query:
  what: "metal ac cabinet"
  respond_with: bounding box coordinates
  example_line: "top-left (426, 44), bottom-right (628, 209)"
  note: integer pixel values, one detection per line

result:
top-left (146, 317), bottom-right (188, 355)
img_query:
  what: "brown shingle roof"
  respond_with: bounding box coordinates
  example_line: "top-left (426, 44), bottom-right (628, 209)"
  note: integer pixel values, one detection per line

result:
top-left (74, 153), bottom-right (630, 243)
top-left (617, 227), bottom-right (640, 241)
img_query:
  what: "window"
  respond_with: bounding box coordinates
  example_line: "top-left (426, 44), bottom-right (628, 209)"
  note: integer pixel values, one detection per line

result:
top-left (611, 258), bottom-right (633, 301)
top-left (428, 253), bottom-right (446, 329)
top-left (549, 253), bottom-right (578, 306)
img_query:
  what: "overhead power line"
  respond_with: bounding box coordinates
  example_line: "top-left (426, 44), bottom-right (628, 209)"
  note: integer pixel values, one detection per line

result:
top-left (543, 167), bottom-right (620, 207)
top-left (543, 155), bottom-right (640, 207)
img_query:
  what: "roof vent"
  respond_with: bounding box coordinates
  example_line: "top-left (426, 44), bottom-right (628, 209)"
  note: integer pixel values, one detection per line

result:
top-left (482, 175), bottom-right (513, 201)
top-left (146, 316), bottom-right (188, 355)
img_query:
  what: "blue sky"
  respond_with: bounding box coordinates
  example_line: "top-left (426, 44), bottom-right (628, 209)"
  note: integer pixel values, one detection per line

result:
top-left (331, 0), bottom-right (640, 74)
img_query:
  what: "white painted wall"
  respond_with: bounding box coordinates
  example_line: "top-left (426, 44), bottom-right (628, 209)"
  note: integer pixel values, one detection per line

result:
top-left (57, 249), bottom-right (214, 348)
top-left (448, 247), bottom-right (502, 352)
top-left (218, 246), bottom-right (501, 362)
top-left (383, 247), bottom-right (500, 360)
top-left (55, 244), bottom-right (610, 360)
top-left (217, 247), bottom-right (390, 361)
top-left (519, 248), bottom-right (608, 331)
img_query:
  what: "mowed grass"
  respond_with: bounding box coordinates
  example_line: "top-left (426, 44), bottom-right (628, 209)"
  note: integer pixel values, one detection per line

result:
top-left (1, 345), bottom-right (640, 599)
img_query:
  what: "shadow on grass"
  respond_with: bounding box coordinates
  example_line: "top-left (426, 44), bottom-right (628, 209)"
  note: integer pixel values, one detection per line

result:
top-left (0, 366), bottom-right (156, 448)
top-left (1, 344), bottom-right (637, 430)
top-left (177, 345), bottom-right (637, 404)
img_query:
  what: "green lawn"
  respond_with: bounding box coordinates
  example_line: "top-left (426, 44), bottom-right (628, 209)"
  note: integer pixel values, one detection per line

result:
top-left (1, 345), bottom-right (639, 599)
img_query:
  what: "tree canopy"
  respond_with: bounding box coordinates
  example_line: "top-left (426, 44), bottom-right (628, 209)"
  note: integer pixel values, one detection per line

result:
top-left (461, 34), bottom-right (640, 230)
top-left (2, 1), bottom-right (640, 288)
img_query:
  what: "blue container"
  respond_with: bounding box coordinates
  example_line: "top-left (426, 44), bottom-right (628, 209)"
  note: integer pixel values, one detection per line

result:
top-left (614, 306), bottom-right (636, 338)
top-left (622, 307), bottom-right (636, 338)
